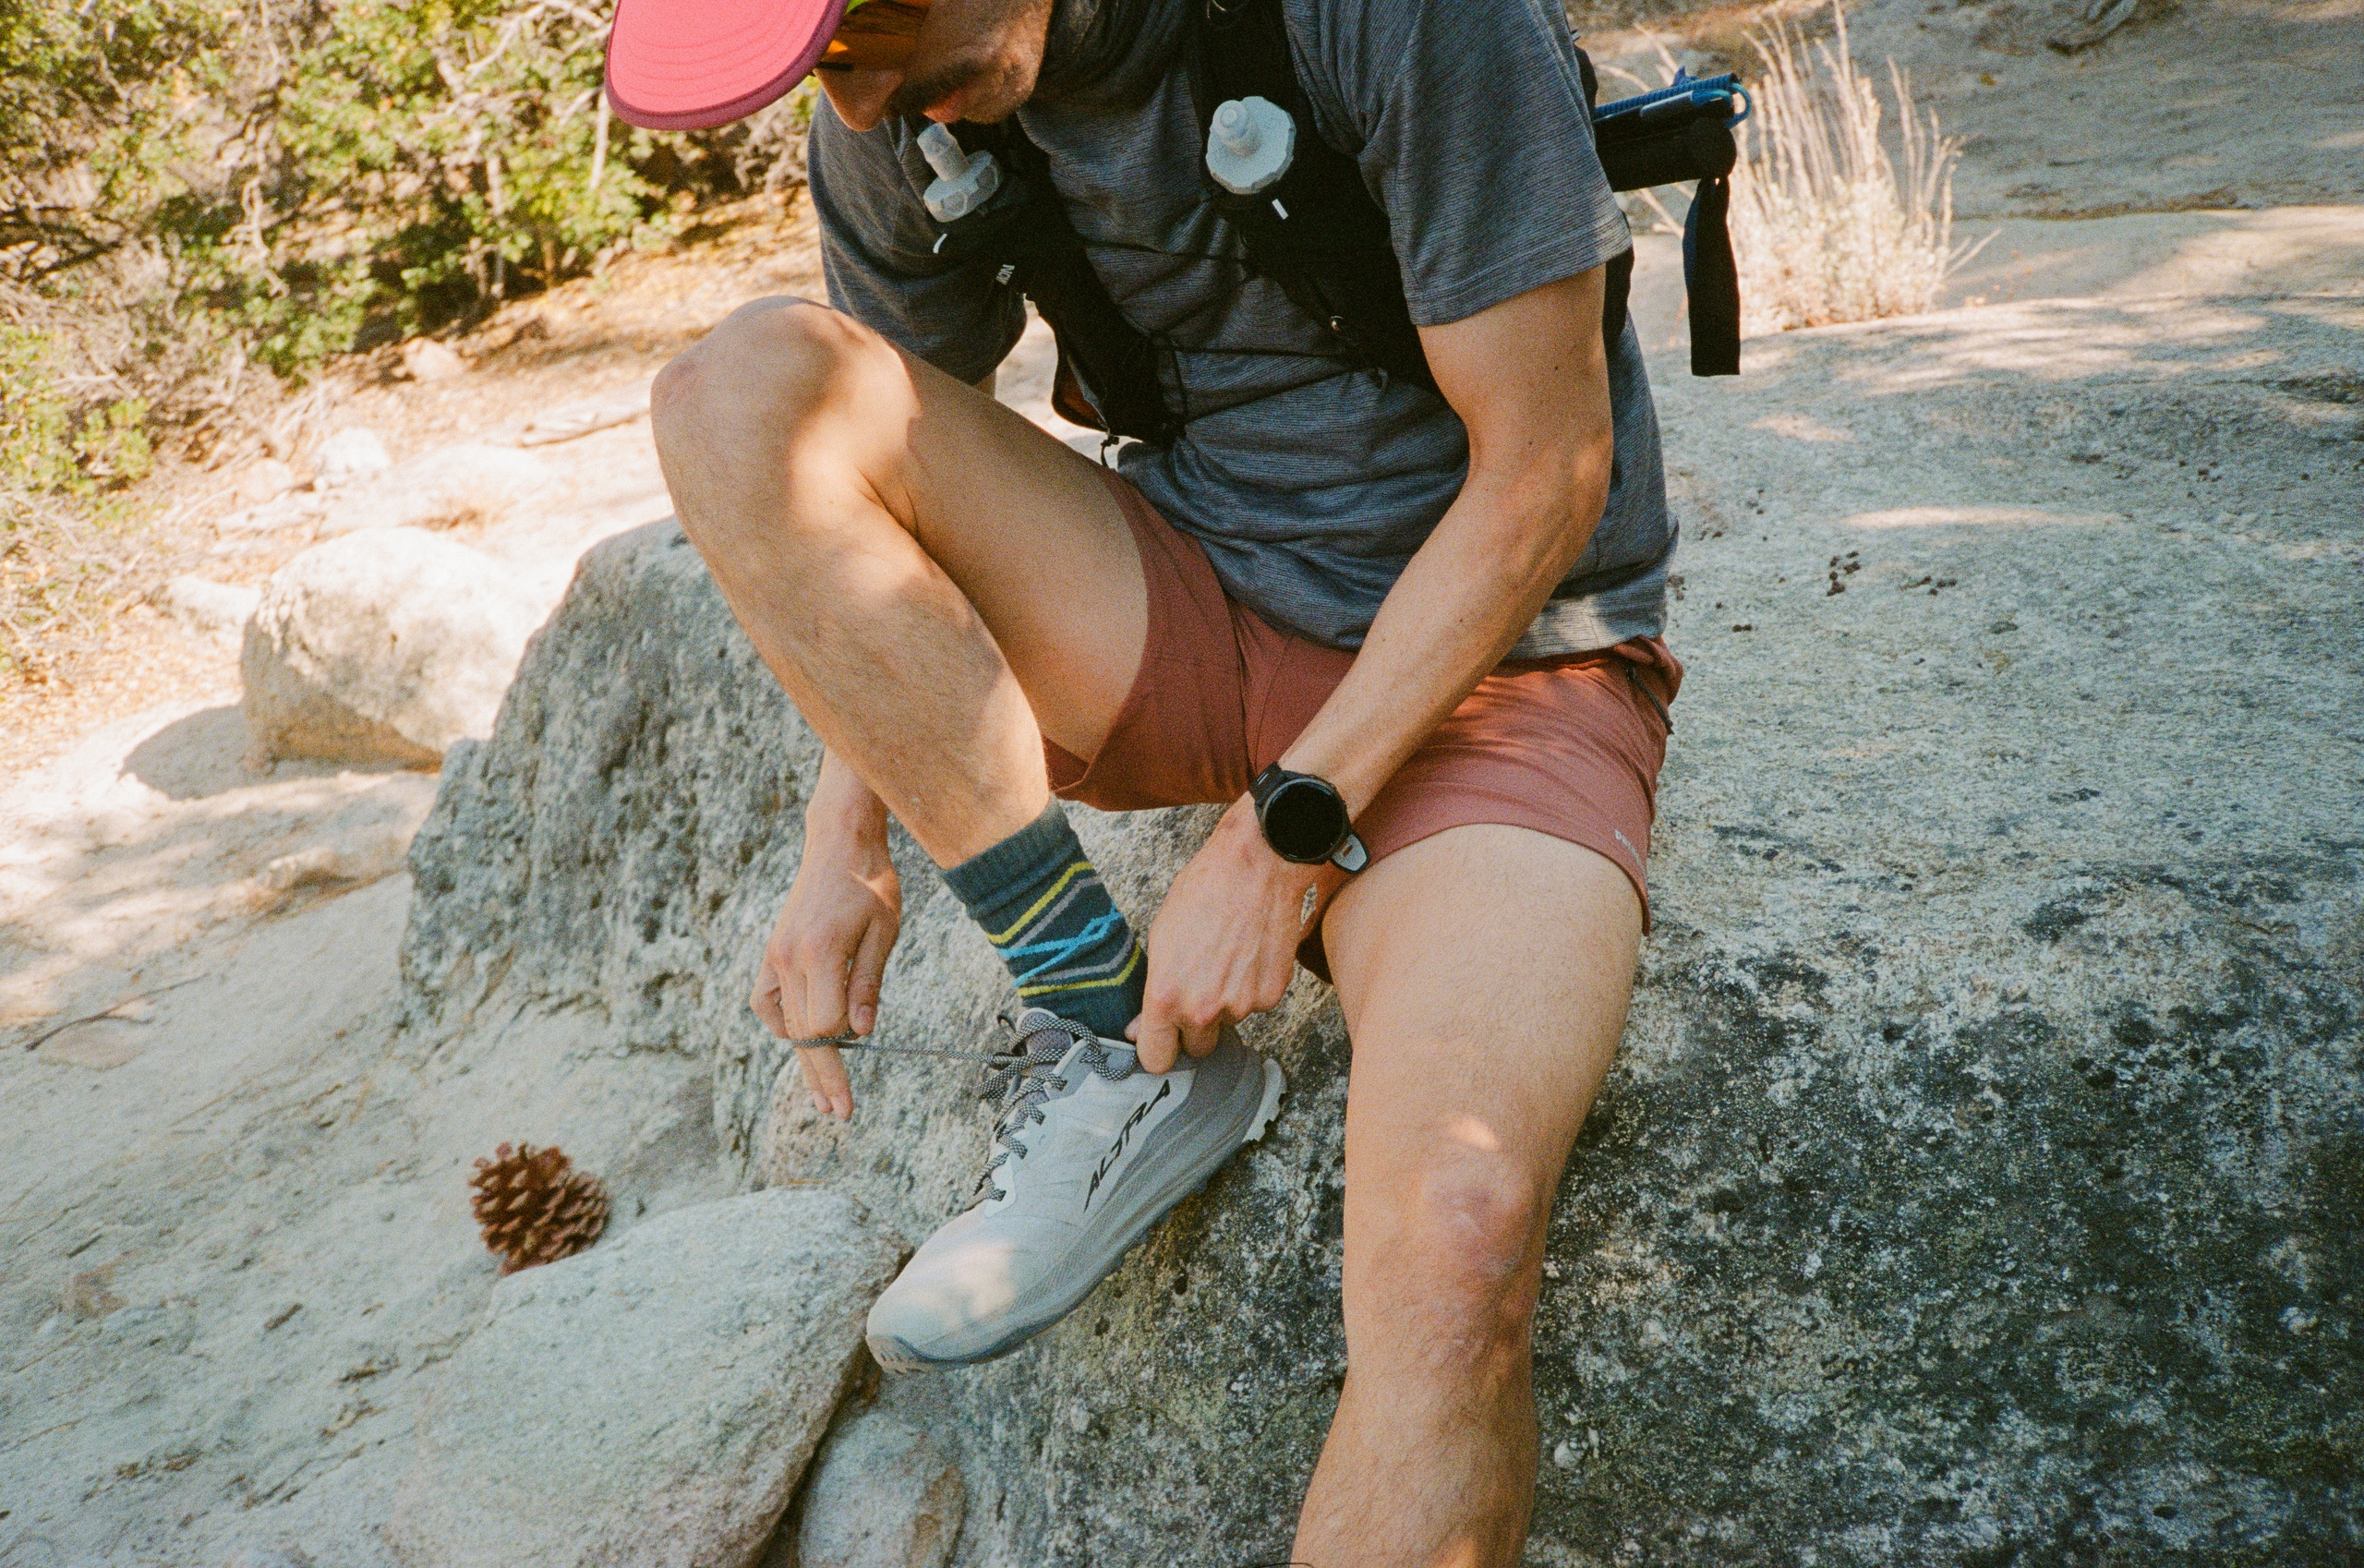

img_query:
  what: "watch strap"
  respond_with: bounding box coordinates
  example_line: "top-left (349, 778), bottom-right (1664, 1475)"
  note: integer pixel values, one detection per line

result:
top-left (1249, 762), bottom-right (1364, 873)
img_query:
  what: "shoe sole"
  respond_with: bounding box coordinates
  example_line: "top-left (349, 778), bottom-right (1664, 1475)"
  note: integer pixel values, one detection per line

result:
top-left (869, 1055), bottom-right (1285, 1374)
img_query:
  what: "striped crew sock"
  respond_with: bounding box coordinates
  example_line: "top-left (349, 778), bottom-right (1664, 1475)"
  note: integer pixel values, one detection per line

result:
top-left (941, 802), bottom-right (1146, 1042)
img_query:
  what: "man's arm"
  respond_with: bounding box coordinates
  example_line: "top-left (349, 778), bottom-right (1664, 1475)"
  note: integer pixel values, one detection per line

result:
top-left (1130, 265), bottom-right (1615, 1068)
top-left (1276, 267), bottom-right (1613, 814)
top-left (756, 94), bottom-right (1038, 1116)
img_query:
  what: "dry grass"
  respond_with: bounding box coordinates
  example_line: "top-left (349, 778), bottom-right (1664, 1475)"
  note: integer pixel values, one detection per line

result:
top-left (0, 486), bottom-right (163, 688)
top-left (1609, 2), bottom-right (1985, 334)
top-left (1727, 3), bottom-right (1985, 332)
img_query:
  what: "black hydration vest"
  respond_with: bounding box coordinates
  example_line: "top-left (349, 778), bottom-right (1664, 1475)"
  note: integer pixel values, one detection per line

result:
top-left (935, 0), bottom-right (1746, 447)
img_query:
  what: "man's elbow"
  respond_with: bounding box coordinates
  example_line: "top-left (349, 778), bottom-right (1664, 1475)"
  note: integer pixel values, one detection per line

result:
top-left (1478, 435), bottom-right (1614, 579)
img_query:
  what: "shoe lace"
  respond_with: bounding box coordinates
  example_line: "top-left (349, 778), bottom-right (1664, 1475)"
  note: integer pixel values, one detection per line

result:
top-left (813, 1011), bottom-right (1137, 1201)
top-left (973, 1012), bottom-right (1133, 1200)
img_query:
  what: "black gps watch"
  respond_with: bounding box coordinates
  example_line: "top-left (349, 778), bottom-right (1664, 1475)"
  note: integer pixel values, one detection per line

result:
top-left (1248, 763), bottom-right (1369, 873)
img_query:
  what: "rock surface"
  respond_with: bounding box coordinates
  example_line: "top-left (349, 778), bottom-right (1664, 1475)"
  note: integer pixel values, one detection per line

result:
top-left (401, 338), bottom-right (467, 383)
top-left (158, 573), bottom-right (262, 640)
top-left (780, 1409), bottom-right (966, 1568)
top-left (233, 458), bottom-right (301, 508)
top-left (390, 1188), bottom-right (899, 1568)
top-left (313, 426), bottom-right (392, 487)
top-left (519, 379), bottom-right (655, 446)
top-left (0, 837), bottom-right (732, 1568)
top-left (242, 528), bottom-right (551, 766)
top-left (321, 444), bottom-right (554, 536)
top-left (402, 282), bottom-right (2362, 1564)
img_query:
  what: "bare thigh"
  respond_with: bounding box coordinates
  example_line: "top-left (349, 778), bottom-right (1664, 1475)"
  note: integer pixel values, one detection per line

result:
top-left (657, 297), bottom-right (1147, 759)
top-left (1322, 825), bottom-right (1644, 1257)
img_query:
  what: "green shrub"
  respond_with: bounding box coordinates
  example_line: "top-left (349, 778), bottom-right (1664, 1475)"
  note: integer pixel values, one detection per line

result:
top-left (193, 0), bottom-right (681, 370)
top-left (0, 327), bottom-right (76, 495)
top-left (3, 0), bottom-right (800, 681)
top-left (0, 0), bottom-right (221, 277)
top-left (0, 326), bottom-right (150, 496)
top-left (5, 0), bottom-right (793, 391)
top-left (2, 326), bottom-right (155, 684)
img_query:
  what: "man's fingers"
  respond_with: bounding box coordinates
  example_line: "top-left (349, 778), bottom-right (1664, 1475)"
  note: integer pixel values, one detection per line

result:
top-left (752, 971), bottom-right (790, 1039)
top-left (1133, 1009), bottom-right (1181, 1074)
top-left (797, 937), bottom-right (854, 1040)
top-left (849, 916), bottom-right (893, 1036)
top-left (797, 1043), bottom-right (854, 1120)
top-left (1178, 1018), bottom-right (1222, 1059)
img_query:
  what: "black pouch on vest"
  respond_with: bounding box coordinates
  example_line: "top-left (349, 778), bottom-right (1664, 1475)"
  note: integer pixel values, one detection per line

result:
top-left (1589, 76), bottom-right (1747, 376)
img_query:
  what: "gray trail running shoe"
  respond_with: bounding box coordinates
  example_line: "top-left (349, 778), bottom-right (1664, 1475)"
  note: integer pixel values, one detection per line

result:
top-left (865, 1007), bottom-right (1285, 1371)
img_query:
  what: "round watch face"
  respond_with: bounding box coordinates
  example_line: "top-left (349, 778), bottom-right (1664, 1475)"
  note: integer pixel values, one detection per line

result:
top-left (1262, 777), bottom-right (1347, 862)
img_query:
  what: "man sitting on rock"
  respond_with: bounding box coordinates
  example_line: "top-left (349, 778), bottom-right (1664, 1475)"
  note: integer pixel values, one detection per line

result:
top-left (614, 0), bottom-right (1680, 1560)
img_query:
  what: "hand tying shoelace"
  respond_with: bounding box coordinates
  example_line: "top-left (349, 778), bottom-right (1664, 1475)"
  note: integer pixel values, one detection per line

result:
top-left (800, 1011), bottom-right (1140, 1199)
top-left (971, 1014), bottom-right (1136, 1200)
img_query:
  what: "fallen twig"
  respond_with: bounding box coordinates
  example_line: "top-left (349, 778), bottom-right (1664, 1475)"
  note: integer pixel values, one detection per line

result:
top-left (15, 977), bottom-right (203, 1052)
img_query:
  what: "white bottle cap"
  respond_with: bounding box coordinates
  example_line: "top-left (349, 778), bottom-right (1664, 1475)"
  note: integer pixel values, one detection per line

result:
top-left (1204, 96), bottom-right (1296, 196)
top-left (918, 122), bottom-right (1002, 223)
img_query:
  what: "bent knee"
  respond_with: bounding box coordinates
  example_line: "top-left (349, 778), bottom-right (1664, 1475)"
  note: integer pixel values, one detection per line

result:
top-left (1355, 1146), bottom-right (1550, 1346)
top-left (651, 296), bottom-right (889, 460)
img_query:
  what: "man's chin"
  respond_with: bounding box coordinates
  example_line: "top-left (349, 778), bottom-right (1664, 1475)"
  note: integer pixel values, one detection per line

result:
top-left (892, 58), bottom-right (1034, 124)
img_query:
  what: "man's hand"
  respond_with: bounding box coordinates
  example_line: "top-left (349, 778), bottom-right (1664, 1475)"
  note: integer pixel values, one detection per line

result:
top-left (754, 756), bottom-right (901, 1120)
top-left (1130, 796), bottom-right (1320, 1072)
top-left (1125, 271), bottom-right (1615, 1075)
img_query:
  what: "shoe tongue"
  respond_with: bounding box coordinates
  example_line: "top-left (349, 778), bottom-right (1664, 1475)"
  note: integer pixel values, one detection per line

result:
top-left (1013, 1006), bottom-right (1079, 1039)
top-left (1010, 1008), bottom-right (1139, 1081)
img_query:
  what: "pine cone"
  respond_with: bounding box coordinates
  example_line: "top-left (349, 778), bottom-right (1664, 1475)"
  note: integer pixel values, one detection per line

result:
top-left (469, 1142), bottom-right (610, 1274)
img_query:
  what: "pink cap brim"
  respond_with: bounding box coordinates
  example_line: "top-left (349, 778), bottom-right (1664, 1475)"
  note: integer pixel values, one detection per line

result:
top-left (606, 0), bottom-right (847, 131)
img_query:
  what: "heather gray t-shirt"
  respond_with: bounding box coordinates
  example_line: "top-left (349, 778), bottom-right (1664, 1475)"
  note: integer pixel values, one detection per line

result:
top-left (809, 0), bottom-right (1674, 655)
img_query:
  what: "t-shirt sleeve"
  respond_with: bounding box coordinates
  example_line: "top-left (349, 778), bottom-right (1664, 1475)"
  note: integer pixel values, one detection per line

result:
top-left (1296, 0), bottom-right (1631, 328)
top-left (807, 103), bottom-right (1029, 385)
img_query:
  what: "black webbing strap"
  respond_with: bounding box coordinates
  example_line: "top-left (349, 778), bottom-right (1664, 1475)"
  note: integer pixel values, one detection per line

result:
top-left (1591, 89), bottom-right (1744, 376)
top-left (1187, 0), bottom-right (1435, 397)
top-left (1683, 174), bottom-right (1740, 376)
top-left (1602, 248), bottom-right (1634, 348)
top-left (934, 10), bottom-right (1744, 442)
top-left (941, 123), bottom-right (1179, 441)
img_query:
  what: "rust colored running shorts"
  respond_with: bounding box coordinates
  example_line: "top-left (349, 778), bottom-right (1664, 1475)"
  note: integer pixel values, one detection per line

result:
top-left (1043, 470), bottom-right (1683, 983)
